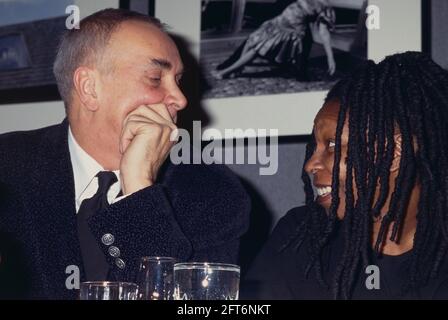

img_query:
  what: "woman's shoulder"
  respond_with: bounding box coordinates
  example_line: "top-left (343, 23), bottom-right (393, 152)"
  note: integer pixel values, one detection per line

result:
top-left (275, 206), bottom-right (310, 232)
top-left (267, 206), bottom-right (311, 248)
top-left (241, 206), bottom-right (313, 299)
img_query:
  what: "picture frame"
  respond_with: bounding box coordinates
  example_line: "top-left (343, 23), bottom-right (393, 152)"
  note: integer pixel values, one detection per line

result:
top-left (155, 0), bottom-right (370, 138)
top-left (421, 0), bottom-right (448, 71)
top-left (0, 33), bottom-right (31, 71)
top-left (0, 2), bottom-right (70, 105)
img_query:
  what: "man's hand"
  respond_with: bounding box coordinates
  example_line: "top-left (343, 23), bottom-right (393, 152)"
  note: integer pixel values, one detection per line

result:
top-left (119, 104), bottom-right (177, 195)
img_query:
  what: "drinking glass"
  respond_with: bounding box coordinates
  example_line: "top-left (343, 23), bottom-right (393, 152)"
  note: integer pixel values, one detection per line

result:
top-left (173, 262), bottom-right (240, 300)
top-left (136, 256), bottom-right (176, 300)
top-left (79, 281), bottom-right (138, 300)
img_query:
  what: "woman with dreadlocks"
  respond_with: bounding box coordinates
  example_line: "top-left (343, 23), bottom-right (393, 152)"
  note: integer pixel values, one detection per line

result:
top-left (243, 51), bottom-right (448, 299)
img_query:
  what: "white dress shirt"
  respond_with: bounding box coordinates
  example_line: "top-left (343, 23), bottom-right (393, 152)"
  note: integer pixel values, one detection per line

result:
top-left (68, 127), bottom-right (126, 213)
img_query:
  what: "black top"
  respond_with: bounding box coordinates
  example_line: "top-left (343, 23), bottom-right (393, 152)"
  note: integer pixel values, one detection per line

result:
top-left (242, 206), bottom-right (448, 300)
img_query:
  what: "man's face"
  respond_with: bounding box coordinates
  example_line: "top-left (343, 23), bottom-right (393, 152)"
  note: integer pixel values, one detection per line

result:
top-left (94, 21), bottom-right (187, 153)
top-left (304, 100), bottom-right (349, 219)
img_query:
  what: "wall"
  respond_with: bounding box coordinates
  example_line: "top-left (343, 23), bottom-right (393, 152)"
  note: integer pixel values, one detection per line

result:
top-left (368, 0), bottom-right (421, 62)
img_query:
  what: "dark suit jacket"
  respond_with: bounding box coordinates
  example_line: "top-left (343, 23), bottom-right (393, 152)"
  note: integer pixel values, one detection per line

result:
top-left (0, 120), bottom-right (250, 299)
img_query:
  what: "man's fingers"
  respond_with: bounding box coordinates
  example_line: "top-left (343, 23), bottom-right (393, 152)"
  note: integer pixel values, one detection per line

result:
top-left (120, 116), bottom-right (176, 154)
top-left (120, 104), bottom-right (178, 154)
top-left (125, 105), bottom-right (176, 130)
top-left (120, 115), bottom-right (147, 152)
top-left (120, 119), bottom-right (144, 154)
top-left (146, 104), bottom-right (173, 123)
top-left (126, 114), bottom-right (152, 125)
top-left (123, 106), bottom-right (165, 127)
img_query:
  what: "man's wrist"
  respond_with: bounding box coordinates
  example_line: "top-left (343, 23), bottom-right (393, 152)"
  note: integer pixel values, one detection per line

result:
top-left (121, 176), bottom-right (153, 195)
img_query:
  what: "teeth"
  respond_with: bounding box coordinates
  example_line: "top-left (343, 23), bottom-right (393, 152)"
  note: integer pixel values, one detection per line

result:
top-left (316, 186), bottom-right (331, 196)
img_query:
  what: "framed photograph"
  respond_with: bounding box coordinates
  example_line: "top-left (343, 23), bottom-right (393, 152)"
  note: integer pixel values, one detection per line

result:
top-left (0, 33), bottom-right (31, 71)
top-left (201, 0), bottom-right (367, 100)
top-left (0, 0), bottom-right (72, 105)
top-left (154, 0), bottom-right (368, 138)
top-left (422, 0), bottom-right (448, 70)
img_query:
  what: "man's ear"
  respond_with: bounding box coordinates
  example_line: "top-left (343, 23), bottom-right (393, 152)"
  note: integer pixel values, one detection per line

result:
top-left (390, 134), bottom-right (402, 173)
top-left (73, 66), bottom-right (99, 111)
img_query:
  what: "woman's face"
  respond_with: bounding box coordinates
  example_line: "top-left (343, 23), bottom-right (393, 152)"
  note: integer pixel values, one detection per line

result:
top-left (304, 99), bottom-right (349, 219)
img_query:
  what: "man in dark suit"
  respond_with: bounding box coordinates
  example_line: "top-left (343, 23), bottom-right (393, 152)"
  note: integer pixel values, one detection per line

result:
top-left (0, 9), bottom-right (250, 299)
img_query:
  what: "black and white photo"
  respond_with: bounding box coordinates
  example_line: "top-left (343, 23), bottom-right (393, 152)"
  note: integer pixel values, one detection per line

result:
top-left (200, 0), bottom-right (368, 99)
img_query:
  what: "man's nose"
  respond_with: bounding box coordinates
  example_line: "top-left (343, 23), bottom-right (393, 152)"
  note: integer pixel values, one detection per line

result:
top-left (165, 84), bottom-right (188, 111)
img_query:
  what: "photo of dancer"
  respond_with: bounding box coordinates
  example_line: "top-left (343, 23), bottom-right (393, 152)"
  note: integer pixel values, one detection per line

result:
top-left (201, 0), bottom-right (367, 99)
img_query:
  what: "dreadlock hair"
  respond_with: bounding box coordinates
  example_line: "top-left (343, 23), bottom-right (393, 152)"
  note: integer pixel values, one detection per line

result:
top-left (283, 51), bottom-right (448, 299)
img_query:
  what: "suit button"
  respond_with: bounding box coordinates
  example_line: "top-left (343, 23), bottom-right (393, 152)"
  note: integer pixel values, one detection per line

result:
top-left (101, 233), bottom-right (114, 246)
top-left (115, 258), bottom-right (126, 269)
top-left (108, 246), bottom-right (120, 258)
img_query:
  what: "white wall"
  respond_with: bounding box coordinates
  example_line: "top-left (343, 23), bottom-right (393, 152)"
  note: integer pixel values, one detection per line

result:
top-left (0, 0), bottom-right (422, 134)
top-left (0, 101), bottom-right (65, 134)
top-left (368, 0), bottom-right (421, 62)
top-left (76, 0), bottom-right (119, 19)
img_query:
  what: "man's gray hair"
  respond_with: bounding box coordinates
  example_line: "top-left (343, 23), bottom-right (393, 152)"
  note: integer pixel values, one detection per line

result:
top-left (53, 8), bottom-right (166, 108)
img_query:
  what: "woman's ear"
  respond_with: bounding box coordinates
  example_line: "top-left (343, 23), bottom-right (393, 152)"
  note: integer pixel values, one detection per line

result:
top-left (390, 134), bottom-right (402, 172)
top-left (72, 66), bottom-right (99, 111)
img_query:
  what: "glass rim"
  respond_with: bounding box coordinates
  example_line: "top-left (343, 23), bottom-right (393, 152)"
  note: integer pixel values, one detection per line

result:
top-left (173, 262), bottom-right (240, 272)
top-left (140, 256), bottom-right (177, 262)
top-left (80, 281), bottom-right (138, 288)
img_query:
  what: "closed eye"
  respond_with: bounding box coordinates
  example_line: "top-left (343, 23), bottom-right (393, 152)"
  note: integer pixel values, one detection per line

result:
top-left (148, 77), bottom-right (161, 85)
top-left (145, 69), bottom-right (162, 86)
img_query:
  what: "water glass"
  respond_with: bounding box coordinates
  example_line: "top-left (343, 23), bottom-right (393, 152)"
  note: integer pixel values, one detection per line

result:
top-left (173, 262), bottom-right (240, 300)
top-left (79, 281), bottom-right (138, 300)
top-left (136, 256), bottom-right (176, 300)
